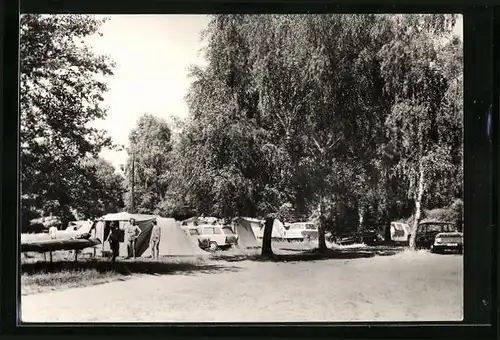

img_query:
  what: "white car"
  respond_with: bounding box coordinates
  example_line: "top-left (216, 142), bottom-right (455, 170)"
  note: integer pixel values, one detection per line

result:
top-left (197, 224), bottom-right (239, 251)
top-left (183, 226), bottom-right (210, 250)
top-left (285, 222), bottom-right (318, 241)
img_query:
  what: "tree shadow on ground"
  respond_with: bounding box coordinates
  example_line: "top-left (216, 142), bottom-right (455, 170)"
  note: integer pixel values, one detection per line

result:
top-left (21, 258), bottom-right (242, 276)
top-left (214, 245), bottom-right (404, 263)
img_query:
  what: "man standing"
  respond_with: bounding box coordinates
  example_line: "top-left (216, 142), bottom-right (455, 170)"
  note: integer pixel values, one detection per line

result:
top-left (149, 219), bottom-right (161, 260)
top-left (49, 225), bottom-right (58, 239)
top-left (125, 218), bottom-right (142, 259)
top-left (106, 222), bottom-right (120, 262)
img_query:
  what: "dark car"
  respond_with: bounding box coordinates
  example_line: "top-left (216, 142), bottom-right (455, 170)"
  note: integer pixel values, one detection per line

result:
top-left (361, 229), bottom-right (383, 246)
top-left (414, 221), bottom-right (458, 250)
top-left (333, 232), bottom-right (358, 245)
top-left (431, 231), bottom-right (463, 254)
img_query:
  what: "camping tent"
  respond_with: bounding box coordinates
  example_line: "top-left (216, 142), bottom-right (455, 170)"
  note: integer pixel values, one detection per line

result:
top-left (237, 217), bottom-right (264, 239)
top-left (94, 212), bottom-right (158, 257)
top-left (233, 217), bottom-right (259, 248)
top-left (66, 220), bottom-right (93, 233)
top-left (390, 222), bottom-right (411, 243)
top-left (139, 218), bottom-right (208, 257)
top-left (271, 219), bottom-right (287, 240)
top-left (95, 213), bottom-right (207, 257)
top-left (237, 217), bottom-right (286, 241)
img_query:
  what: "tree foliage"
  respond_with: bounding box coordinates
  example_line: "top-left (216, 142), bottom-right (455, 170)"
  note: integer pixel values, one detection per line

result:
top-left (20, 14), bottom-right (118, 226)
top-left (123, 114), bottom-right (174, 214)
top-left (149, 14), bottom-right (463, 253)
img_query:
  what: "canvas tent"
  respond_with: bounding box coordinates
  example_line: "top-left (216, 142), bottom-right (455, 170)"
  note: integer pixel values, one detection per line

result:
top-left (237, 217), bottom-right (286, 241)
top-left (140, 218), bottom-right (208, 257)
top-left (233, 217), bottom-right (259, 248)
top-left (94, 213), bottom-right (207, 257)
top-left (94, 212), bottom-right (157, 257)
top-left (66, 220), bottom-right (93, 233)
top-left (272, 219), bottom-right (287, 240)
top-left (390, 222), bottom-right (411, 243)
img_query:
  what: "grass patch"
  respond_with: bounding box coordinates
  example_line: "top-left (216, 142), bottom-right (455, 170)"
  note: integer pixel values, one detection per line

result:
top-left (21, 269), bottom-right (120, 295)
top-left (21, 256), bottom-right (240, 295)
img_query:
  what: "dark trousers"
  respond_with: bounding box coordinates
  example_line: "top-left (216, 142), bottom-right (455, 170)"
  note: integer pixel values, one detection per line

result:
top-left (110, 241), bottom-right (119, 261)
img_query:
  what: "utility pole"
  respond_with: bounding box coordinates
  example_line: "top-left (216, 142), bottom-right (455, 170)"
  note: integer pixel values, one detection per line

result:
top-left (131, 151), bottom-right (135, 214)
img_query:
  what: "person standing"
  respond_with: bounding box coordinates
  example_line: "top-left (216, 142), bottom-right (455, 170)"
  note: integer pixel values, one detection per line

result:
top-left (149, 219), bottom-right (161, 260)
top-left (125, 218), bottom-right (142, 259)
top-left (49, 225), bottom-right (58, 239)
top-left (106, 222), bottom-right (120, 262)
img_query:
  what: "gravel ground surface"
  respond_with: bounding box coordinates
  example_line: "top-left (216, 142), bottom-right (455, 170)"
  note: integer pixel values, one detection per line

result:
top-left (21, 250), bottom-right (462, 323)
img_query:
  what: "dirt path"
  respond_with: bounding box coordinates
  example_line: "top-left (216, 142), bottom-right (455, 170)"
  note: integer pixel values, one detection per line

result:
top-left (21, 251), bottom-right (463, 322)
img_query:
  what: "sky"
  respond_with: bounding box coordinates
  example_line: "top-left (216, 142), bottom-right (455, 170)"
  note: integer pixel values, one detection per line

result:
top-left (85, 14), bottom-right (463, 173)
top-left (85, 15), bottom-right (210, 172)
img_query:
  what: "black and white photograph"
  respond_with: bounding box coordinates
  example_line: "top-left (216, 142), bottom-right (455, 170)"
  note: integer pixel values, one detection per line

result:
top-left (20, 13), bottom-right (464, 323)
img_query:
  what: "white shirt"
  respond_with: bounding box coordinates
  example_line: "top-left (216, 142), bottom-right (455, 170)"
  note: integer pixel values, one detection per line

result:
top-left (49, 226), bottom-right (58, 239)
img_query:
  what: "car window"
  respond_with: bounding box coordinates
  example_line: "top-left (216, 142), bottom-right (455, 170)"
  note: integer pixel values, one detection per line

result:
top-left (203, 228), bottom-right (214, 235)
top-left (222, 227), bottom-right (234, 235)
top-left (189, 229), bottom-right (199, 236)
top-left (213, 227), bottom-right (222, 234)
top-left (306, 224), bottom-right (316, 230)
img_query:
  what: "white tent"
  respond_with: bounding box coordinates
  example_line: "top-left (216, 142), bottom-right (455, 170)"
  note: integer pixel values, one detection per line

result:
top-left (140, 218), bottom-right (208, 257)
top-left (390, 222), bottom-right (411, 243)
top-left (233, 217), bottom-right (259, 248)
top-left (271, 219), bottom-right (287, 240)
top-left (238, 217), bottom-right (286, 241)
top-left (100, 212), bottom-right (157, 222)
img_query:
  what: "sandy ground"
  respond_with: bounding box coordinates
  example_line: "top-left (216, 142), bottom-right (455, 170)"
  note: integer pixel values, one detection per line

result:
top-left (21, 250), bottom-right (462, 323)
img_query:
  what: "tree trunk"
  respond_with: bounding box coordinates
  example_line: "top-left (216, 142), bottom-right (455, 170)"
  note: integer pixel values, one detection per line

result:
top-left (318, 201), bottom-right (327, 252)
top-left (409, 166), bottom-right (425, 250)
top-left (261, 217), bottom-right (274, 257)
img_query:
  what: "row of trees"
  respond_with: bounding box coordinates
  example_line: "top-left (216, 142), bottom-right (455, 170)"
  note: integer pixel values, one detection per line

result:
top-left (21, 15), bottom-right (463, 255)
top-left (121, 14), bottom-right (463, 254)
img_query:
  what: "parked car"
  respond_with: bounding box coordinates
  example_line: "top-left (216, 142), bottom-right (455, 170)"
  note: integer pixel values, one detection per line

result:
top-left (414, 221), bottom-right (457, 250)
top-left (361, 229), bottom-right (382, 245)
top-left (197, 224), bottom-right (239, 251)
top-left (183, 226), bottom-right (210, 250)
top-left (334, 232), bottom-right (358, 246)
top-left (431, 231), bottom-right (463, 254)
top-left (285, 222), bottom-right (317, 241)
